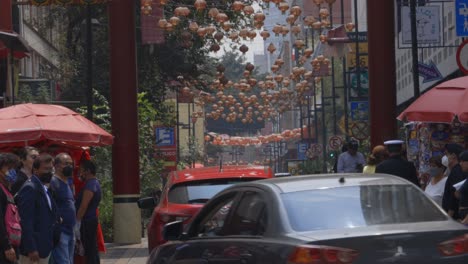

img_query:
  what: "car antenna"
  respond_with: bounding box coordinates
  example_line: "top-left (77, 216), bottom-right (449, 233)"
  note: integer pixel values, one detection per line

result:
top-left (339, 177), bottom-right (345, 184)
top-left (219, 155), bottom-right (223, 172)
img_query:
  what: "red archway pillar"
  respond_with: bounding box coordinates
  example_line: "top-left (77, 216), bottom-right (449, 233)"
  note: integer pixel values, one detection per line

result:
top-left (0, 0), bottom-right (12, 30)
top-left (367, 0), bottom-right (398, 147)
top-left (108, 0), bottom-right (141, 243)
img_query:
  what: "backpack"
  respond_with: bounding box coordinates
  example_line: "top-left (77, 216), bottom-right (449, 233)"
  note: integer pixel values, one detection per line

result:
top-left (0, 183), bottom-right (21, 247)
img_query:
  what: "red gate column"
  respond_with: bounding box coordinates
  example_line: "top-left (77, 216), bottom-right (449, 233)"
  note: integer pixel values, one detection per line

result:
top-left (367, 0), bottom-right (397, 146)
top-left (109, 0), bottom-right (141, 243)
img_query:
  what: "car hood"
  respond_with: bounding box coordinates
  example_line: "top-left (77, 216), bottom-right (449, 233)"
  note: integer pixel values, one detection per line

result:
top-left (291, 220), bottom-right (467, 241)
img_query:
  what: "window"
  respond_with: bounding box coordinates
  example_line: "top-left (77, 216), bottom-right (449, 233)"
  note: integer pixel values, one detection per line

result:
top-left (281, 185), bottom-right (446, 232)
top-left (196, 197), bottom-right (235, 237)
top-left (168, 178), bottom-right (257, 204)
top-left (224, 192), bottom-right (267, 236)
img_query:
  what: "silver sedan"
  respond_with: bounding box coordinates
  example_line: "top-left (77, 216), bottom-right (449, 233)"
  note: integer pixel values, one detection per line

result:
top-left (149, 173), bottom-right (468, 264)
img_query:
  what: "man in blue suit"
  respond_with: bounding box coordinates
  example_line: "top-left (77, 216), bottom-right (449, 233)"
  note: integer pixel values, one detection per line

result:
top-left (16, 153), bottom-right (57, 264)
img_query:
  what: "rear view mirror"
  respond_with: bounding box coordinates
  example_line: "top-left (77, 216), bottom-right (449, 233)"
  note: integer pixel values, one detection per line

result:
top-left (163, 220), bottom-right (184, 241)
top-left (137, 197), bottom-right (158, 209)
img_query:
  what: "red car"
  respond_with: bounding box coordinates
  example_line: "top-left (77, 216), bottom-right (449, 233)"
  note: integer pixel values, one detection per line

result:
top-left (146, 165), bottom-right (273, 252)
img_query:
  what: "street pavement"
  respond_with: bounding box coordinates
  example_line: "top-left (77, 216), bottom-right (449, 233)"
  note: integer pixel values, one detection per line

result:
top-left (101, 237), bottom-right (149, 264)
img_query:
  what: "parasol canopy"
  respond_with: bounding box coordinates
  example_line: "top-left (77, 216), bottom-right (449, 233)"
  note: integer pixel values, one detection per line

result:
top-left (397, 76), bottom-right (468, 123)
top-left (0, 103), bottom-right (113, 147)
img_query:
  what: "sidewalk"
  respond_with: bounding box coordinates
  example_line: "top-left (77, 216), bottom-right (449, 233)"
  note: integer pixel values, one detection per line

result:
top-left (100, 237), bottom-right (149, 264)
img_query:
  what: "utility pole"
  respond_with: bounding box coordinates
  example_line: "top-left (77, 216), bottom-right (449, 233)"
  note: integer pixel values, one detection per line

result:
top-left (86, 4), bottom-right (93, 121)
top-left (410, 0), bottom-right (420, 98)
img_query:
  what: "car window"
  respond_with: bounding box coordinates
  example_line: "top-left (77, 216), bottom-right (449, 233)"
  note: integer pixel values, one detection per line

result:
top-left (282, 185), bottom-right (447, 232)
top-left (195, 196), bottom-right (235, 237)
top-left (224, 191), bottom-right (267, 236)
top-left (168, 178), bottom-right (260, 204)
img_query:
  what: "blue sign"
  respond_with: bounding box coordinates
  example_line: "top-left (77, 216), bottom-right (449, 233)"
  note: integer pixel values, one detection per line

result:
top-left (297, 143), bottom-right (308, 160)
top-left (456, 0), bottom-right (468, 36)
top-left (418, 61), bottom-right (442, 83)
top-left (155, 127), bottom-right (175, 147)
top-left (350, 101), bottom-right (369, 121)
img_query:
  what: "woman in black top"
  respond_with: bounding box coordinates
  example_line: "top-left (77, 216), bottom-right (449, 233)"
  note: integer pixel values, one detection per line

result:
top-left (0, 153), bottom-right (20, 263)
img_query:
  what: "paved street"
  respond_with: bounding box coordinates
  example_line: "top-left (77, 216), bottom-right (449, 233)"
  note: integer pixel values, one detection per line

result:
top-left (101, 237), bottom-right (149, 264)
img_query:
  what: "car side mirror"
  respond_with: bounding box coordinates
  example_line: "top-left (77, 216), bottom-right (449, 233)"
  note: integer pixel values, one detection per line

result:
top-left (163, 220), bottom-right (184, 241)
top-left (137, 197), bottom-right (158, 209)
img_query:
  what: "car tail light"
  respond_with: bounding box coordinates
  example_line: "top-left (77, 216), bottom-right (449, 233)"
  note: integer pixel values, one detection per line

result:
top-left (159, 214), bottom-right (190, 224)
top-left (288, 245), bottom-right (358, 264)
top-left (438, 234), bottom-right (468, 256)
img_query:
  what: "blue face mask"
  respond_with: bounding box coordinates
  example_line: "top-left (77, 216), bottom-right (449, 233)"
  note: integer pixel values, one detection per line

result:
top-left (5, 169), bottom-right (17, 183)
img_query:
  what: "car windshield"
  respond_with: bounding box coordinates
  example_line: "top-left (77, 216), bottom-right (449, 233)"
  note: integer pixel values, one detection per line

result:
top-left (168, 178), bottom-right (258, 204)
top-left (281, 185), bottom-right (447, 232)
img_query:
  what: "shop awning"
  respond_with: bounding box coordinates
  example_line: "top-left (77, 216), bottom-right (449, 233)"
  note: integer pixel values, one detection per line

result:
top-left (397, 76), bottom-right (468, 123)
top-left (0, 30), bottom-right (31, 59)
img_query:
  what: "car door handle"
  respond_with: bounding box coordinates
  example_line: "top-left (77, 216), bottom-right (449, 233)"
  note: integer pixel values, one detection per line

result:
top-left (240, 252), bottom-right (252, 258)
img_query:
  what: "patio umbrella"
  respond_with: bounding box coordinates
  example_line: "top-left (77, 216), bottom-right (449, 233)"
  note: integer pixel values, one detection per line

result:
top-left (397, 76), bottom-right (468, 123)
top-left (0, 103), bottom-right (113, 147)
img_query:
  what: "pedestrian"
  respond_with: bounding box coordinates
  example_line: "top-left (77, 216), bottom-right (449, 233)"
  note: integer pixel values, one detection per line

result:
top-left (455, 151), bottom-right (468, 225)
top-left (336, 140), bottom-right (366, 173)
top-left (375, 140), bottom-right (420, 187)
top-left (362, 145), bottom-right (388, 173)
top-left (11, 146), bottom-right (39, 195)
top-left (441, 143), bottom-right (465, 219)
top-left (75, 160), bottom-right (101, 264)
top-left (0, 153), bottom-right (20, 264)
top-left (16, 153), bottom-right (57, 264)
top-left (49, 153), bottom-right (76, 264)
top-left (424, 155), bottom-right (447, 207)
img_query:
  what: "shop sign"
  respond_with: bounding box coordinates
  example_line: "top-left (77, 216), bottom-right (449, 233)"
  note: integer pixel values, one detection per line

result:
top-left (350, 101), bottom-right (369, 121)
top-left (401, 6), bottom-right (441, 44)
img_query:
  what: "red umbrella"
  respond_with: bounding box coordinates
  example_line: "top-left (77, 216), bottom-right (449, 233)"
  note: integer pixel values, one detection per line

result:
top-left (397, 76), bottom-right (468, 123)
top-left (0, 103), bottom-right (113, 147)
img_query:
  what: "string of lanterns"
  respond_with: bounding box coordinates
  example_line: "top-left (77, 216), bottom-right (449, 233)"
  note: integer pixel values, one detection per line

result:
top-left (204, 126), bottom-right (306, 146)
top-left (143, 0), bottom-right (356, 140)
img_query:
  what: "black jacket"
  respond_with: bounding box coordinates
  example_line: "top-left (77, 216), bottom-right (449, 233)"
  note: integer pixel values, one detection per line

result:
top-left (375, 155), bottom-right (420, 187)
top-left (11, 170), bottom-right (28, 196)
top-left (441, 164), bottom-right (466, 219)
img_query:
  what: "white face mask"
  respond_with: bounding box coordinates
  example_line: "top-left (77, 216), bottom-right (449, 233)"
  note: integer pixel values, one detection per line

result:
top-left (442, 155), bottom-right (449, 167)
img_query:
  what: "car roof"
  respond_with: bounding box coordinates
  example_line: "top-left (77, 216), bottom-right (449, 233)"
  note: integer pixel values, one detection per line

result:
top-left (247, 173), bottom-right (412, 193)
top-left (169, 165), bottom-right (273, 185)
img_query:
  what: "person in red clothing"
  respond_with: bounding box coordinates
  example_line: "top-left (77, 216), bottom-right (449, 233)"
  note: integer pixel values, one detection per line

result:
top-left (0, 153), bottom-right (19, 264)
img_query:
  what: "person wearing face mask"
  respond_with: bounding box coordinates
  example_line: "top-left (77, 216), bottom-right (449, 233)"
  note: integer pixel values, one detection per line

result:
top-left (49, 153), bottom-right (76, 264)
top-left (0, 153), bottom-right (20, 264)
top-left (15, 153), bottom-right (58, 264)
top-left (424, 155), bottom-right (447, 207)
top-left (74, 160), bottom-right (101, 264)
top-left (11, 146), bottom-right (39, 195)
top-left (441, 143), bottom-right (466, 219)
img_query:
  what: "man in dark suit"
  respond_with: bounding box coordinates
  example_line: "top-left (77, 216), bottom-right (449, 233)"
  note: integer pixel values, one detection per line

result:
top-left (376, 140), bottom-right (420, 187)
top-left (16, 153), bottom-right (57, 264)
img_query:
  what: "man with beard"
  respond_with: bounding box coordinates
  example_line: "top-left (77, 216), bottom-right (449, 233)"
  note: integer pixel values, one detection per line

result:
top-left (16, 153), bottom-right (57, 264)
top-left (49, 153), bottom-right (76, 264)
